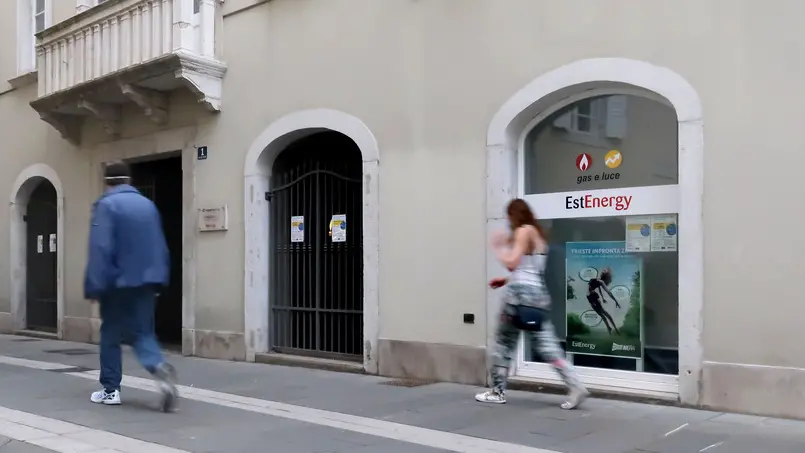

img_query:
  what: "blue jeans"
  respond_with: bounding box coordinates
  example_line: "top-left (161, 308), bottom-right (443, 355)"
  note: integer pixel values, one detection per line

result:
top-left (99, 286), bottom-right (164, 391)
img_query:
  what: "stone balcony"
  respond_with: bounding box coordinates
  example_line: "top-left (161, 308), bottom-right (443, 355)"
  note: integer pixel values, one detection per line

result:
top-left (30, 0), bottom-right (226, 145)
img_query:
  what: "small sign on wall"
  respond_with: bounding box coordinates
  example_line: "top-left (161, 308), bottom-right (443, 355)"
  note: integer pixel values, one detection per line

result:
top-left (37, 235), bottom-right (43, 253)
top-left (49, 233), bottom-right (56, 252)
top-left (198, 205), bottom-right (228, 231)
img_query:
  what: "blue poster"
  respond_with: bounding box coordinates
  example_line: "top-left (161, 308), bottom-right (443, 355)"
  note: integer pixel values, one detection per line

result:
top-left (565, 241), bottom-right (643, 359)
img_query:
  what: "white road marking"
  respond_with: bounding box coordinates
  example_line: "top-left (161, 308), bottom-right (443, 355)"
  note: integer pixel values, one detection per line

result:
top-left (700, 441), bottom-right (723, 452)
top-left (0, 405), bottom-right (190, 452)
top-left (0, 354), bottom-right (561, 453)
top-left (664, 422), bottom-right (688, 436)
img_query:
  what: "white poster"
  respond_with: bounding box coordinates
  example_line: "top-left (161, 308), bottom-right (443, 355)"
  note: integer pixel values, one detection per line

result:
top-left (36, 235), bottom-right (43, 253)
top-left (331, 214), bottom-right (346, 242)
top-left (650, 215), bottom-right (678, 252)
top-left (290, 216), bottom-right (304, 243)
top-left (625, 216), bottom-right (652, 252)
top-left (48, 233), bottom-right (56, 252)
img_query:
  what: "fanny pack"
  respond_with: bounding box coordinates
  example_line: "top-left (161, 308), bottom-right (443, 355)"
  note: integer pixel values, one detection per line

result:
top-left (510, 305), bottom-right (546, 331)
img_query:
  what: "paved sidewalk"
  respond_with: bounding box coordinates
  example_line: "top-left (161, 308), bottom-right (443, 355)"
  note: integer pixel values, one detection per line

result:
top-left (0, 334), bottom-right (803, 453)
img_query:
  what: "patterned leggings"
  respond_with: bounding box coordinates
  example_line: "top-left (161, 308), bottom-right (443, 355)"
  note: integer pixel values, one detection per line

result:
top-left (490, 302), bottom-right (582, 394)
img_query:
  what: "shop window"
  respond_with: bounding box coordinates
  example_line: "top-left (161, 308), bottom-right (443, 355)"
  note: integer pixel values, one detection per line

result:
top-left (525, 95), bottom-right (678, 195)
top-left (519, 94), bottom-right (679, 377)
top-left (524, 216), bottom-right (679, 375)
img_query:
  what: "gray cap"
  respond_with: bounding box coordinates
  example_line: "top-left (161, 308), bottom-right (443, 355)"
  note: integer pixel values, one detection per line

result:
top-left (104, 161), bottom-right (130, 182)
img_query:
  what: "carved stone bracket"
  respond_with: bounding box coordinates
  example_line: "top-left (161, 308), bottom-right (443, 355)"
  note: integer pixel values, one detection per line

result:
top-left (174, 51), bottom-right (227, 111)
top-left (39, 113), bottom-right (82, 146)
top-left (78, 99), bottom-right (121, 138)
top-left (120, 84), bottom-right (168, 124)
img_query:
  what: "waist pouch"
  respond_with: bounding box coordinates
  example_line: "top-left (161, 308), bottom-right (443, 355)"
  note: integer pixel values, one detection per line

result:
top-left (511, 305), bottom-right (547, 331)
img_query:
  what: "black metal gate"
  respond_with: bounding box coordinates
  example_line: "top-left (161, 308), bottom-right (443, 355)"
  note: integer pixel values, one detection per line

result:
top-left (268, 132), bottom-right (363, 361)
top-left (26, 180), bottom-right (58, 332)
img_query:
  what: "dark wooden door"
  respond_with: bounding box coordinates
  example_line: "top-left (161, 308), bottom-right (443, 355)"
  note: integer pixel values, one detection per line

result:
top-left (26, 180), bottom-right (57, 332)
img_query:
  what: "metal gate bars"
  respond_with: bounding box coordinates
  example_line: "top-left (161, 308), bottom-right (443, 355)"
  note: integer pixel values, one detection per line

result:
top-left (268, 132), bottom-right (364, 361)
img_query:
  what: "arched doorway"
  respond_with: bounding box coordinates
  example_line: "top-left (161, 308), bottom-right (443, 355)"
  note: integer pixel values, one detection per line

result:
top-left (486, 58), bottom-right (703, 403)
top-left (243, 109), bottom-right (380, 372)
top-left (10, 164), bottom-right (65, 336)
top-left (23, 180), bottom-right (58, 332)
top-left (268, 131), bottom-right (364, 360)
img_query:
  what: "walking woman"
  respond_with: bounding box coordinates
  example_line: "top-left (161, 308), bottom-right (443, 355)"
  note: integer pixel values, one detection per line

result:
top-left (476, 199), bottom-right (588, 409)
top-left (586, 268), bottom-right (621, 335)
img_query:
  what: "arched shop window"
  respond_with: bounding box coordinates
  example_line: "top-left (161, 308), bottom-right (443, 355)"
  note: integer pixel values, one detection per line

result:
top-left (519, 93), bottom-right (680, 381)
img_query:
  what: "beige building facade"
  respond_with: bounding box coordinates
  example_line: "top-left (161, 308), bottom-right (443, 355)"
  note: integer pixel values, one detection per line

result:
top-left (0, 0), bottom-right (802, 419)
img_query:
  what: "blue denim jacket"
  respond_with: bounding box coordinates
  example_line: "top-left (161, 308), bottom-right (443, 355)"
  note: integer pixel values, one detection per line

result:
top-left (83, 185), bottom-right (169, 299)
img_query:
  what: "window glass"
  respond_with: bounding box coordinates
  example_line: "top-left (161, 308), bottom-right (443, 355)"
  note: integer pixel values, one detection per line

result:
top-left (524, 95), bottom-right (678, 195)
top-left (33, 0), bottom-right (46, 33)
top-left (34, 13), bottom-right (45, 33)
top-left (523, 215), bottom-right (679, 375)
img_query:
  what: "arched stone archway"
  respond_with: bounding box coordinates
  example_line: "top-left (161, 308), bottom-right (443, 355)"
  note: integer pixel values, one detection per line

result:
top-left (486, 58), bottom-right (703, 404)
top-left (9, 163), bottom-right (65, 336)
top-left (243, 109), bottom-right (380, 372)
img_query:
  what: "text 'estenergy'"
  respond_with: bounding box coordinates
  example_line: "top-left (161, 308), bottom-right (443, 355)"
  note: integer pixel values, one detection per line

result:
top-left (565, 194), bottom-right (632, 211)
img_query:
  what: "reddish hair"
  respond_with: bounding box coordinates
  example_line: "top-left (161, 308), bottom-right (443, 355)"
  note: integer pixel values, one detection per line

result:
top-left (506, 198), bottom-right (547, 240)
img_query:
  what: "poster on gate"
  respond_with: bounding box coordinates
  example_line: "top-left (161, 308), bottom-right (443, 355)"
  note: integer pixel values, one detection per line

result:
top-left (290, 216), bottom-right (304, 243)
top-left (330, 214), bottom-right (346, 242)
top-left (565, 241), bottom-right (643, 359)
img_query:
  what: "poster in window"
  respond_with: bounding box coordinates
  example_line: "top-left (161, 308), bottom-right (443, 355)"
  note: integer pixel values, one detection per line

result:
top-left (650, 215), bottom-right (677, 252)
top-left (565, 241), bottom-right (643, 359)
top-left (624, 216), bottom-right (651, 252)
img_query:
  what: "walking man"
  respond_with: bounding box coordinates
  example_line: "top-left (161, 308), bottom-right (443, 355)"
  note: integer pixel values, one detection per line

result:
top-left (84, 161), bottom-right (178, 411)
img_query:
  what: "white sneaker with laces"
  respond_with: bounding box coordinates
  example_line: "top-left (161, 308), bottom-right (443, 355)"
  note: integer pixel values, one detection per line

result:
top-left (90, 389), bottom-right (121, 405)
top-left (560, 387), bottom-right (589, 410)
top-left (475, 390), bottom-right (506, 404)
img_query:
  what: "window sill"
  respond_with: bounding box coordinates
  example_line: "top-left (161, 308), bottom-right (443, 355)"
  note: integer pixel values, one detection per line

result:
top-left (7, 70), bottom-right (38, 89)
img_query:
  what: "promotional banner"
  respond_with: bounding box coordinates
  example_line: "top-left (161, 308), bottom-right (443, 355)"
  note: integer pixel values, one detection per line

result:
top-left (565, 241), bottom-right (643, 359)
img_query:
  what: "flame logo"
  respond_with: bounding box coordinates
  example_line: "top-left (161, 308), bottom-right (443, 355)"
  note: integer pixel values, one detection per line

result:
top-left (575, 153), bottom-right (592, 172)
top-left (604, 150), bottom-right (622, 169)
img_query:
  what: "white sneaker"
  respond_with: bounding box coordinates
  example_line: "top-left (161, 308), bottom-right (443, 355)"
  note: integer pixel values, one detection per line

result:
top-left (560, 387), bottom-right (589, 410)
top-left (475, 390), bottom-right (506, 404)
top-left (153, 363), bottom-right (178, 412)
top-left (90, 389), bottom-right (121, 405)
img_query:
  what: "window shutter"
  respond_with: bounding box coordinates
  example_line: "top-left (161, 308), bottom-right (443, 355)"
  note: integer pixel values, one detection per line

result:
top-left (553, 111), bottom-right (572, 130)
top-left (605, 95), bottom-right (628, 138)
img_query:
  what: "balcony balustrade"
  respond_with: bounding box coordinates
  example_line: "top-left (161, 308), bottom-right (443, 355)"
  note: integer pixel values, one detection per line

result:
top-left (30, 0), bottom-right (226, 144)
